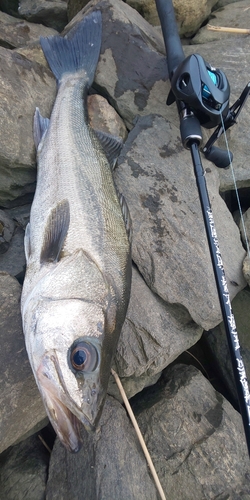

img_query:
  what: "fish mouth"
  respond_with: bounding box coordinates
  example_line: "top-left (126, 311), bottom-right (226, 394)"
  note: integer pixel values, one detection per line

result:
top-left (36, 352), bottom-right (101, 453)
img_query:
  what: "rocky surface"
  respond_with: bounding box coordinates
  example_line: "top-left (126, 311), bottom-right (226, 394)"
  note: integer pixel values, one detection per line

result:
top-left (0, 0), bottom-right (250, 498)
top-left (115, 114), bottom-right (246, 330)
top-left (205, 287), bottom-right (250, 407)
top-left (192, 0), bottom-right (250, 44)
top-left (0, 432), bottom-right (49, 500)
top-left (0, 272), bottom-right (47, 454)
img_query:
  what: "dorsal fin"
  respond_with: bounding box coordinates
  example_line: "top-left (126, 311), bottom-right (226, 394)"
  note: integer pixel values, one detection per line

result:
top-left (94, 130), bottom-right (123, 168)
top-left (34, 107), bottom-right (50, 150)
top-left (40, 199), bottom-right (70, 264)
top-left (118, 193), bottom-right (132, 244)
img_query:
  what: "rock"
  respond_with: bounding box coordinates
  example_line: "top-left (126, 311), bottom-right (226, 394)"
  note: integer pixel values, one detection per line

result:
top-left (204, 288), bottom-right (250, 406)
top-left (0, 46), bottom-right (56, 207)
top-left (243, 255), bottom-right (250, 286)
top-left (0, 226), bottom-right (26, 281)
top-left (0, 433), bottom-right (49, 500)
top-left (0, 272), bottom-right (46, 454)
top-left (126, 0), bottom-right (218, 36)
top-left (0, 209), bottom-right (15, 254)
top-left (136, 364), bottom-right (250, 499)
top-left (114, 114), bottom-right (246, 330)
top-left (239, 207), bottom-right (250, 249)
top-left (0, 11), bottom-right (58, 49)
top-left (46, 396), bottom-right (159, 500)
top-left (18, 0), bottom-right (68, 32)
top-left (192, 0), bottom-right (250, 44)
top-left (5, 203), bottom-right (31, 230)
top-left (183, 38), bottom-right (250, 193)
top-left (108, 266), bottom-right (202, 399)
top-left (67, 0), bottom-right (89, 21)
top-left (64, 0), bottom-right (178, 130)
top-left (87, 94), bottom-right (128, 141)
top-left (0, 0), bottom-right (19, 17)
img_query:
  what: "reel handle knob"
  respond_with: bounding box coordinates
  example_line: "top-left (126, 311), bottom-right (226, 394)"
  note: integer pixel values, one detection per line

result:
top-left (203, 145), bottom-right (233, 168)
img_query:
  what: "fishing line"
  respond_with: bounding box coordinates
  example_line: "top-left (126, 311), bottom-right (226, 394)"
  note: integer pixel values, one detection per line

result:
top-left (219, 111), bottom-right (250, 258)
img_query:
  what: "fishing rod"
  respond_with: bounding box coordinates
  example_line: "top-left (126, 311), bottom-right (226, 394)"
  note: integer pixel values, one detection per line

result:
top-left (155, 0), bottom-right (250, 456)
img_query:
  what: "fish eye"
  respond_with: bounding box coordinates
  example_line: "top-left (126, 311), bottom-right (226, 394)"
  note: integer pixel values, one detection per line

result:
top-left (70, 341), bottom-right (98, 372)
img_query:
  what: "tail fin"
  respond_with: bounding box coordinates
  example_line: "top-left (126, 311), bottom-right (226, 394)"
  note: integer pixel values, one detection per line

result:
top-left (40, 10), bottom-right (102, 85)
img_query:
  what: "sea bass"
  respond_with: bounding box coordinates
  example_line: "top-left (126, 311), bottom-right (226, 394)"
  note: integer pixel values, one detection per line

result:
top-left (21, 11), bottom-right (131, 453)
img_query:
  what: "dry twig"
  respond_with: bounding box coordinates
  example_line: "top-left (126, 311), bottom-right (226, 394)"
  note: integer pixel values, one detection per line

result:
top-left (207, 24), bottom-right (250, 34)
top-left (111, 368), bottom-right (167, 500)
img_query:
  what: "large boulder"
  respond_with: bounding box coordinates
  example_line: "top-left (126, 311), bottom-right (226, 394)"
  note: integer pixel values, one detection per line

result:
top-left (108, 266), bottom-right (202, 399)
top-left (136, 364), bottom-right (250, 499)
top-left (46, 396), bottom-right (159, 500)
top-left (114, 114), bottom-right (246, 330)
top-left (0, 272), bottom-right (47, 454)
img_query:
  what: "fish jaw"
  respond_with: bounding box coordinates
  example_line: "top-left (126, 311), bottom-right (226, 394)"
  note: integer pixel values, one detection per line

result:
top-left (35, 345), bottom-right (107, 452)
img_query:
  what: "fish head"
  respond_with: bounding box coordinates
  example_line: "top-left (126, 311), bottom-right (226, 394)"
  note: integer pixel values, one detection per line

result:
top-left (23, 298), bottom-right (118, 452)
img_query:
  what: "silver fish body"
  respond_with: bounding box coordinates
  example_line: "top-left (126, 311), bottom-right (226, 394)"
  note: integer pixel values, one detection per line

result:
top-left (21, 11), bottom-right (131, 452)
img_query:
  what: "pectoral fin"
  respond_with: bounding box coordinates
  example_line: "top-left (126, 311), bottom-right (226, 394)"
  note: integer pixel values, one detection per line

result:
top-left (40, 199), bottom-right (70, 264)
top-left (34, 107), bottom-right (50, 150)
top-left (94, 130), bottom-right (123, 168)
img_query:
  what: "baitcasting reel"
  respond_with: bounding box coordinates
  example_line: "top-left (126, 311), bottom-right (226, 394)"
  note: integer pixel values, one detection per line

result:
top-left (167, 54), bottom-right (250, 168)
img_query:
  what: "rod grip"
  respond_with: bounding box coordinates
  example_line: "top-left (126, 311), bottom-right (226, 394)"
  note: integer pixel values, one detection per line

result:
top-left (155, 0), bottom-right (185, 77)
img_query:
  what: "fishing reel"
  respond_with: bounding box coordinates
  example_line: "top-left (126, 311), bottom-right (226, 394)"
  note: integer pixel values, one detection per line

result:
top-left (167, 53), bottom-right (250, 168)
top-left (167, 54), bottom-right (230, 129)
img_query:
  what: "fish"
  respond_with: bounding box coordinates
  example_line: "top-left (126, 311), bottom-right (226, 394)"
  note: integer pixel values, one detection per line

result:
top-left (21, 10), bottom-right (132, 453)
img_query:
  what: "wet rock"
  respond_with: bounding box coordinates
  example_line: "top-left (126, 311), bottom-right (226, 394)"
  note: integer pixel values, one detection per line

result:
top-left (0, 11), bottom-right (57, 49)
top-left (109, 266), bottom-right (202, 399)
top-left (0, 45), bottom-right (56, 207)
top-left (46, 396), bottom-right (159, 500)
top-left (114, 114), bottom-right (246, 330)
top-left (18, 0), bottom-right (68, 32)
top-left (0, 272), bottom-right (46, 454)
top-left (88, 94), bottom-right (128, 141)
top-left (136, 364), bottom-right (250, 499)
top-left (192, 0), bottom-right (250, 44)
top-left (0, 209), bottom-right (15, 254)
top-left (0, 432), bottom-right (49, 500)
top-left (204, 288), bottom-right (250, 406)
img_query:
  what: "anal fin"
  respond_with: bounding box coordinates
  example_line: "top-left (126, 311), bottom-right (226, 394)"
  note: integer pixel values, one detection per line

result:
top-left (40, 199), bottom-right (70, 264)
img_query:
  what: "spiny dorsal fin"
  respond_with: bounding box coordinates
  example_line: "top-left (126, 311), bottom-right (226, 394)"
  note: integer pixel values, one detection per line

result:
top-left (94, 130), bottom-right (123, 169)
top-left (40, 199), bottom-right (70, 264)
top-left (34, 107), bottom-right (50, 150)
top-left (118, 193), bottom-right (132, 244)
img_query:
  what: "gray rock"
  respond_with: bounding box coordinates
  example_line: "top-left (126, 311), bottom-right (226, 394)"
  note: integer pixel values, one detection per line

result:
top-left (18, 0), bottom-right (68, 32)
top-left (0, 272), bottom-right (46, 454)
top-left (0, 10), bottom-right (58, 49)
top-left (109, 266), bottom-right (202, 399)
top-left (64, 0), bottom-right (179, 130)
top-left (114, 114), bottom-right (246, 330)
top-left (239, 207), bottom-right (250, 249)
top-left (0, 226), bottom-right (26, 280)
top-left (0, 432), bottom-right (49, 500)
top-left (204, 288), bottom-right (250, 406)
top-left (46, 396), bottom-right (159, 500)
top-left (136, 364), bottom-right (250, 499)
top-left (0, 209), bottom-right (15, 254)
top-left (192, 0), bottom-right (250, 44)
top-left (243, 255), bottom-right (250, 286)
top-left (0, 46), bottom-right (56, 207)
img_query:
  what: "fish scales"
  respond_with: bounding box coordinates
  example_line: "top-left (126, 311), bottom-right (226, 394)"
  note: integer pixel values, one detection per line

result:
top-left (21, 11), bottom-right (131, 452)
